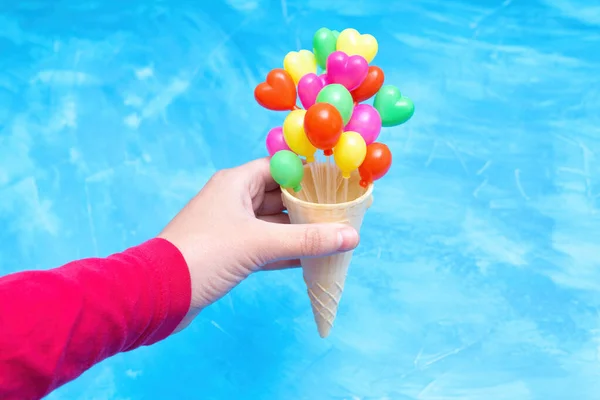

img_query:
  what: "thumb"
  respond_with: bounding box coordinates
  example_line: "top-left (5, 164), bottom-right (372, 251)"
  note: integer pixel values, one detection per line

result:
top-left (260, 222), bottom-right (360, 261)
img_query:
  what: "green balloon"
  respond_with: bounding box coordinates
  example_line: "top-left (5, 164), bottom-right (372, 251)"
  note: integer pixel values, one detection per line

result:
top-left (313, 27), bottom-right (338, 70)
top-left (373, 85), bottom-right (415, 127)
top-left (316, 84), bottom-right (354, 125)
top-left (270, 150), bottom-right (304, 192)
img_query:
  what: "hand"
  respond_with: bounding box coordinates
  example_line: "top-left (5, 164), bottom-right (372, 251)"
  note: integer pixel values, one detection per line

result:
top-left (157, 157), bottom-right (360, 332)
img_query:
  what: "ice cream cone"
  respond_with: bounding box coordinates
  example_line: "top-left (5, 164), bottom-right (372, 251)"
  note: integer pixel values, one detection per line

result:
top-left (281, 163), bottom-right (373, 338)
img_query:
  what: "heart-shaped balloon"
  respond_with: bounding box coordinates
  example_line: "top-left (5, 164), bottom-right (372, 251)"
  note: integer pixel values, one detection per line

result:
top-left (351, 66), bottom-right (384, 103)
top-left (298, 73), bottom-right (325, 109)
top-left (326, 51), bottom-right (369, 91)
top-left (254, 69), bottom-right (297, 111)
top-left (319, 73), bottom-right (330, 86)
top-left (336, 28), bottom-right (378, 64)
top-left (283, 50), bottom-right (317, 85)
top-left (373, 85), bottom-right (415, 127)
top-left (313, 28), bottom-right (338, 70)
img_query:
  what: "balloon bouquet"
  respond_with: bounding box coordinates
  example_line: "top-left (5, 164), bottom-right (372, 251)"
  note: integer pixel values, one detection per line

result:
top-left (254, 28), bottom-right (414, 338)
top-left (256, 27), bottom-right (413, 199)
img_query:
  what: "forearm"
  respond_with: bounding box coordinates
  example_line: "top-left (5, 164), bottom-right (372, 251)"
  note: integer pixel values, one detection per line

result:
top-left (0, 238), bottom-right (191, 400)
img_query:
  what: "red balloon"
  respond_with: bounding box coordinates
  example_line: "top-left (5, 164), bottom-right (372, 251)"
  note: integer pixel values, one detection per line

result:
top-left (358, 142), bottom-right (392, 187)
top-left (304, 103), bottom-right (344, 156)
top-left (350, 66), bottom-right (384, 103)
top-left (254, 69), bottom-right (297, 111)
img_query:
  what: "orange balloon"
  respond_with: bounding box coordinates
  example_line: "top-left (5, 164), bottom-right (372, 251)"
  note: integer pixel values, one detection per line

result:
top-left (351, 66), bottom-right (384, 103)
top-left (358, 142), bottom-right (392, 187)
top-left (304, 103), bottom-right (343, 156)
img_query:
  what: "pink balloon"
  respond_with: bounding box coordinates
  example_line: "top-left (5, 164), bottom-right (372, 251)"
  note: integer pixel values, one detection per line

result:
top-left (319, 73), bottom-right (330, 86)
top-left (326, 51), bottom-right (369, 91)
top-left (345, 104), bottom-right (382, 145)
top-left (266, 126), bottom-right (291, 156)
top-left (298, 73), bottom-right (325, 109)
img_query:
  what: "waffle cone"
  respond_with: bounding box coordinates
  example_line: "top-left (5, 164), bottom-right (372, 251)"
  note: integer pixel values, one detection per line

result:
top-left (281, 163), bottom-right (373, 338)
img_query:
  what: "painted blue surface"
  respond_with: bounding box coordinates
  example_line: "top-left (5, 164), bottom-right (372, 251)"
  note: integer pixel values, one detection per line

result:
top-left (1, 0), bottom-right (600, 398)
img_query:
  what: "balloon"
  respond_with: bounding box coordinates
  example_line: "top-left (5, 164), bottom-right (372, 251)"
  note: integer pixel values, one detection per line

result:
top-left (265, 127), bottom-right (291, 156)
top-left (326, 51), bottom-right (369, 91)
top-left (304, 103), bottom-right (343, 156)
top-left (333, 131), bottom-right (367, 179)
top-left (270, 150), bottom-right (304, 192)
top-left (350, 66), bottom-right (384, 103)
top-left (298, 73), bottom-right (325, 109)
top-left (373, 85), bottom-right (415, 127)
top-left (316, 84), bottom-right (354, 125)
top-left (336, 28), bottom-right (378, 64)
top-left (283, 109), bottom-right (316, 162)
top-left (319, 73), bottom-right (330, 86)
top-left (313, 28), bottom-right (338, 70)
top-left (345, 104), bottom-right (382, 145)
top-left (358, 142), bottom-right (392, 188)
top-left (254, 69), bottom-right (297, 111)
top-left (283, 50), bottom-right (317, 85)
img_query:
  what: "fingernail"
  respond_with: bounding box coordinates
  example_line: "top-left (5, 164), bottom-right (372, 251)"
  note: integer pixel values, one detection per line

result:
top-left (337, 227), bottom-right (359, 251)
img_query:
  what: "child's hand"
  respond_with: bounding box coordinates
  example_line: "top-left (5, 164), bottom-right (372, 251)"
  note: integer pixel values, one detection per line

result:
top-left (158, 157), bottom-right (359, 331)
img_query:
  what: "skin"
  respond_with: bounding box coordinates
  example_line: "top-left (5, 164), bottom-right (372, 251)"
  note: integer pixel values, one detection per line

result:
top-left (158, 157), bottom-right (360, 332)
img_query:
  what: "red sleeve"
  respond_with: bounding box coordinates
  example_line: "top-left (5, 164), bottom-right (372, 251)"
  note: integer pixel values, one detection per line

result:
top-left (0, 238), bottom-right (191, 400)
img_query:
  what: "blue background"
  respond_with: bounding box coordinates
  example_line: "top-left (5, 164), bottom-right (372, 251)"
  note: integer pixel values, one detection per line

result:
top-left (2, 0), bottom-right (600, 398)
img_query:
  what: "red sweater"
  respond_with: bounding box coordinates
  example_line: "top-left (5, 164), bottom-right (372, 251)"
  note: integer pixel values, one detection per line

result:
top-left (0, 238), bottom-right (191, 400)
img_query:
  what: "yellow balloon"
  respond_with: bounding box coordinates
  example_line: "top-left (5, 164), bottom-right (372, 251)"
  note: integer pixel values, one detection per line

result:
top-left (336, 28), bottom-right (378, 64)
top-left (334, 131), bottom-right (367, 179)
top-left (283, 110), bottom-right (316, 162)
top-left (283, 50), bottom-right (317, 85)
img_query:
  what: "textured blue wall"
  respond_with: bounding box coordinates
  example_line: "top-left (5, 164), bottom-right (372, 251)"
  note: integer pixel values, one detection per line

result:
top-left (2, 0), bottom-right (600, 398)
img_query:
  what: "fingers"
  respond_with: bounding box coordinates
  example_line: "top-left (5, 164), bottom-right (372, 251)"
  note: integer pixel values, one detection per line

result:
top-left (236, 157), bottom-right (280, 192)
top-left (255, 214), bottom-right (298, 271)
top-left (260, 258), bottom-right (301, 271)
top-left (257, 221), bottom-right (360, 261)
top-left (255, 190), bottom-right (286, 216)
top-left (223, 156), bottom-right (305, 196)
top-left (258, 212), bottom-right (290, 224)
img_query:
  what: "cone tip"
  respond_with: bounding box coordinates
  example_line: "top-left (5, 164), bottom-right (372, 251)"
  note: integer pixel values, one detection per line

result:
top-left (317, 323), bottom-right (332, 338)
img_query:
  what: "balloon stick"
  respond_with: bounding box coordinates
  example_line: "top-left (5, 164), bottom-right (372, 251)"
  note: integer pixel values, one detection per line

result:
top-left (326, 156), bottom-right (332, 204)
top-left (343, 178), bottom-right (349, 203)
top-left (303, 185), bottom-right (313, 203)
